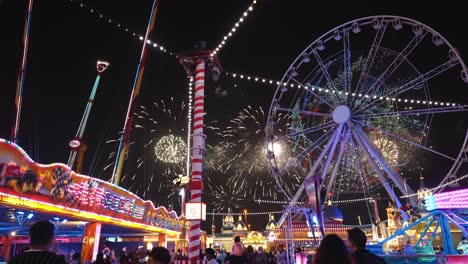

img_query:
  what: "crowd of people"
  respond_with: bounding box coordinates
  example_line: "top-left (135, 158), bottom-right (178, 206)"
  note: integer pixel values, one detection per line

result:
top-left (7, 221), bottom-right (386, 264)
top-left (6, 221), bottom-right (173, 264)
top-left (201, 230), bottom-right (386, 264)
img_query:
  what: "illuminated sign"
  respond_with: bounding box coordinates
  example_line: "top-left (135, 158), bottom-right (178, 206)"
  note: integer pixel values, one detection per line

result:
top-left (0, 139), bottom-right (184, 234)
top-left (185, 202), bottom-right (206, 221)
top-left (144, 236), bottom-right (160, 242)
top-left (268, 232), bottom-right (276, 242)
top-left (106, 237), bottom-right (123, 242)
top-left (69, 139), bottom-right (81, 149)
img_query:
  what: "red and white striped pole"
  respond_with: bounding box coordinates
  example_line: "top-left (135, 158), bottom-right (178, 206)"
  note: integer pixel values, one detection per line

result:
top-left (188, 59), bottom-right (206, 262)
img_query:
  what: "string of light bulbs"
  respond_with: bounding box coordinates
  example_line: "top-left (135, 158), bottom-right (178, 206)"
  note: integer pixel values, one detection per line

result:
top-left (206, 211), bottom-right (283, 216)
top-left (225, 72), bottom-right (460, 107)
top-left (254, 199), bottom-right (299, 204)
top-left (210, 1), bottom-right (257, 57)
top-left (400, 173), bottom-right (468, 199)
top-left (254, 197), bottom-right (383, 205)
top-left (333, 197), bottom-right (383, 204)
top-left (66, 0), bottom-right (174, 55)
top-left (186, 77), bottom-right (194, 177)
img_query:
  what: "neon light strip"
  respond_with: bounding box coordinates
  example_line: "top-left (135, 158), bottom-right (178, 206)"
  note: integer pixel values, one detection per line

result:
top-left (424, 188), bottom-right (468, 210)
top-left (432, 188), bottom-right (468, 200)
top-left (0, 192), bottom-right (180, 235)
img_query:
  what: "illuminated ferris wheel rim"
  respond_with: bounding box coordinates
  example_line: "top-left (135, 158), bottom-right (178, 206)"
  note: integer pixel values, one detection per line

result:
top-left (266, 15), bottom-right (468, 214)
top-left (276, 15), bottom-right (467, 86)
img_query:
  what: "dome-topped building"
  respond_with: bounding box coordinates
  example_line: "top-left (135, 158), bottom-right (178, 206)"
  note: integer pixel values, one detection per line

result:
top-left (234, 216), bottom-right (248, 232)
top-left (221, 208), bottom-right (235, 235)
top-left (323, 205), bottom-right (344, 223)
top-left (265, 214), bottom-right (277, 231)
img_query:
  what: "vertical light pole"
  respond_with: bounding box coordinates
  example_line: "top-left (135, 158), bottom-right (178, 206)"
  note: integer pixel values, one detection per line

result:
top-left (179, 187), bottom-right (186, 217)
top-left (188, 59), bottom-right (206, 262)
top-left (178, 44), bottom-right (222, 263)
top-left (244, 209), bottom-right (248, 226)
top-left (11, 0), bottom-right (34, 143)
top-left (111, 0), bottom-right (159, 186)
top-left (358, 216), bottom-right (362, 226)
top-left (67, 60), bottom-right (109, 170)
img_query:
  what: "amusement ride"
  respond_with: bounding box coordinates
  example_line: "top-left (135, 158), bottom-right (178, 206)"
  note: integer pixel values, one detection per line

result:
top-left (265, 15), bottom-right (468, 261)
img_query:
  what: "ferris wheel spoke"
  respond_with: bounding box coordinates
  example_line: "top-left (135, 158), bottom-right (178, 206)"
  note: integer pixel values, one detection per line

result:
top-left (325, 130), bottom-right (350, 198)
top-left (289, 77), bottom-right (336, 108)
top-left (355, 120), bottom-right (457, 161)
top-left (343, 30), bottom-right (352, 94)
top-left (312, 50), bottom-right (345, 104)
top-left (354, 19), bottom-right (388, 101)
top-left (350, 126), bottom-right (409, 219)
top-left (355, 58), bottom-right (460, 112)
top-left (319, 124), bottom-right (345, 183)
top-left (353, 123), bottom-right (417, 204)
top-left (349, 137), bottom-right (372, 194)
top-left (354, 105), bottom-right (468, 118)
top-left (277, 128), bottom-right (341, 225)
top-left (278, 121), bottom-right (335, 142)
top-left (276, 107), bottom-right (331, 117)
top-left (358, 31), bottom-right (428, 108)
top-left (275, 128), bottom-right (336, 177)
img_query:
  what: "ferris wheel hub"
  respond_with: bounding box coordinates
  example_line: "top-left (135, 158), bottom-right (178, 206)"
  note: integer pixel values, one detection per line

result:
top-left (332, 105), bottom-right (351, 124)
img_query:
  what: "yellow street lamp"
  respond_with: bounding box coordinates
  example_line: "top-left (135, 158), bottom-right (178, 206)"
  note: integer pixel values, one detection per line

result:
top-left (244, 209), bottom-right (248, 225)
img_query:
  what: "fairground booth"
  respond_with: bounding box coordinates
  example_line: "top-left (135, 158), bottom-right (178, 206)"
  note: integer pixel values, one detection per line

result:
top-left (0, 139), bottom-right (185, 262)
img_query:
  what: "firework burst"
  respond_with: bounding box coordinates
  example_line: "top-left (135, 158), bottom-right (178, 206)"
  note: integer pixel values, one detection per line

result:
top-left (155, 135), bottom-right (187, 164)
top-left (100, 97), bottom-right (190, 201)
top-left (206, 177), bottom-right (246, 212)
top-left (216, 106), bottom-right (300, 200)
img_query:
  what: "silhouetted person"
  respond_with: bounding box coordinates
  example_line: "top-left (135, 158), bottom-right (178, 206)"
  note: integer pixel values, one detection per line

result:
top-left (347, 228), bottom-right (386, 264)
top-left (253, 246), bottom-right (268, 264)
top-left (102, 243), bottom-right (111, 259)
top-left (120, 252), bottom-right (133, 264)
top-left (8, 221), bottom-right (66, 264)
top-left (94, 252), bottom-right (108, 264)
top-left (313, 234), bottom-right (354, 264)
top-left (274, 247), bottom-right (286, 264)
top-left (148, 247), bottom-right (171, 264)
top-left (70, 252), bottom-right (81, 264)
top-left (170, 249), bottom-right (176, 263)
top-left (245, 245), bottom-right (255, 264)
top-left (217, 248), bottom-right (227, 264)
top-left (230, 236), bottom-right (245, 264)
top-left (205, 248), bottom-right (218, 264)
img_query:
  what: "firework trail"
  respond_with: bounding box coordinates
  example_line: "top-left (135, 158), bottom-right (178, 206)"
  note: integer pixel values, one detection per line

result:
top-left (206, 176), bottom-right (246, 212)
top-left (215, 105), bottom-right (302, 200)
top-left (99, 97), bottom-right (227, 203)
top-left (98, 98), bottom-right (189, 201)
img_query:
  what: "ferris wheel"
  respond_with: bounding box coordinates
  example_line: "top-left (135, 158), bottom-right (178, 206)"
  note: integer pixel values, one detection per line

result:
top-left (265, 16), bottom-right (468, 222)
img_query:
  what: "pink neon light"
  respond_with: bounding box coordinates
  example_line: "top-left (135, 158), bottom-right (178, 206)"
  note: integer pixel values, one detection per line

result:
top-left (433, 202), bottom-right (468, 209)
top-left (433, 189), bottom-right (468, 199)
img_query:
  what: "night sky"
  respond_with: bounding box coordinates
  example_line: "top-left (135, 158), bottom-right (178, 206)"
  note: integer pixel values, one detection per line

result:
top-left (1, 0), bottom-right (467, 232)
